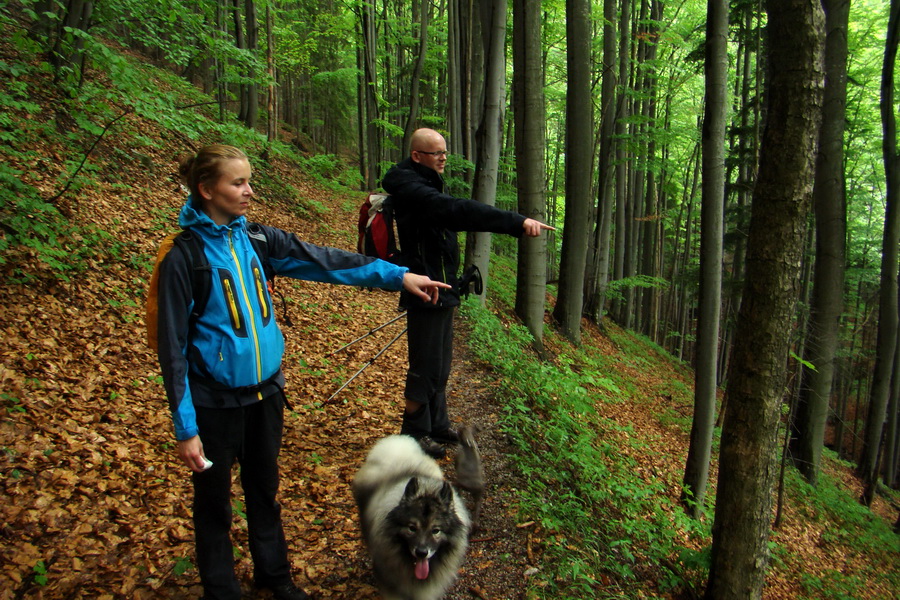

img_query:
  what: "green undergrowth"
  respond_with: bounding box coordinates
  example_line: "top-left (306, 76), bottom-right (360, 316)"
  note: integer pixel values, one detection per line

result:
top-left (0, 22), bottom-right (334, 280)
top-left (460, 253), bottom-right (899, 599)
top-left (460, 297), bottom-right (710, 597)
top-left (783, 453), bottom-right (900, 598)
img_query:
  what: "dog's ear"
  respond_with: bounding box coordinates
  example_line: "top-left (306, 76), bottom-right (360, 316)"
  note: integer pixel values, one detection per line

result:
top-left (404, 477), bottom-right (420, 499)
top-left (439, 481), bottom-right (453, 504)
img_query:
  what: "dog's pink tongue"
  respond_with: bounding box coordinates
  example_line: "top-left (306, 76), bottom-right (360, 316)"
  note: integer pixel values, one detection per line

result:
top-left (415, 558), bottom-right (430, 580)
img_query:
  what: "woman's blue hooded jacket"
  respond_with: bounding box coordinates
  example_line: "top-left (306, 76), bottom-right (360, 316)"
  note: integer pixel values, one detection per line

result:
top-left (156, 198), bottom-right (408, 441)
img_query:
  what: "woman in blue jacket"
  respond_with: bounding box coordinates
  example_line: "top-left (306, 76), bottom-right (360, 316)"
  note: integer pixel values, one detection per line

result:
top-left (156, 145), bottom-right (448, 600)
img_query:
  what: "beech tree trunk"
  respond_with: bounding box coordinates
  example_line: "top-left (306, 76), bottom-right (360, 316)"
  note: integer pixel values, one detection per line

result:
top-left (553, 0), bottom-right (594, 345)
top-left (360, 1), bottom-right (380, 189)
top-left (611, 0), bottom-right (631, 325)
top-left (859, 0), bottom-right (900, 503)
top-left (706, 1), bottom-right (825, 597)
top-left (232, 0), bottom-right (248, 123)
top-left (584, 0), bottom-right (618, 323)
top-left (512, 0), bottom-right (548, 353)
top-left (244, 0), bottom-right (259, 129)
top-left (791, 0), bottom-right (850, 487)
top-left (466, 0), bottom-right (507, 305)
top-left (50, 0), bottom-right (94, 86)
top-left (682, 0), bottom-right (728, 518)
top-left (265, 4), bottom-right (276, 145)
top-left (402, 0), bottom-right (432, 152)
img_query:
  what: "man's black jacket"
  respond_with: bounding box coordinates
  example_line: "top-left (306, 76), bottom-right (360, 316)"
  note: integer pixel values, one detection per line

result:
top-left (381, 157), bottom-right (526, 309)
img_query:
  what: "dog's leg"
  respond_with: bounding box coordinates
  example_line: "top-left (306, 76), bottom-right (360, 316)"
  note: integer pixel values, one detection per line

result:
top-left (455, 425), bottom-right (485, 530)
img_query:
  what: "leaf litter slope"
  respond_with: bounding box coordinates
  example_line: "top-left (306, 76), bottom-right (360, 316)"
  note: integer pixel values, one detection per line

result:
top-left (0, 148), bottom-right (897, 600)
top-left (0, 144), bottom-right (532, 600)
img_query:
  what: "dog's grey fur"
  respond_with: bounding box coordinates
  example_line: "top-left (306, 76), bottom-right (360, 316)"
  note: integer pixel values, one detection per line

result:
top-left (454, 425), bottom-right (484, 530)
top-left (352, 435), bottom-right (471, 600)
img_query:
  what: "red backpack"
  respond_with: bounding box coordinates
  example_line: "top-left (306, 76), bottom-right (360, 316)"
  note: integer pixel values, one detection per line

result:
top-left (358, 193), bottom-right (400, 263)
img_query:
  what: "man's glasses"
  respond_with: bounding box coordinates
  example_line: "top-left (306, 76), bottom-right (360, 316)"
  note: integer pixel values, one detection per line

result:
top-left (415, 150), bottom-right (449, 157)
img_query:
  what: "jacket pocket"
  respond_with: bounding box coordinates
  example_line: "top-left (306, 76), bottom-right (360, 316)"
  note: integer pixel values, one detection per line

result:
top-left (252, 263), bottom-right (272, 327)
top-left (218, 269), bottom-right (247, 338)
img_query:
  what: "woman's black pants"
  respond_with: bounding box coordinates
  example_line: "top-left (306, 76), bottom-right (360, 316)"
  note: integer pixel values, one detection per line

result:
top-left (191, 392), bottom-right (291, 600)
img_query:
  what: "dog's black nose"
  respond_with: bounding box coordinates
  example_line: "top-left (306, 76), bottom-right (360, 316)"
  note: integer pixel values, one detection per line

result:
top-left (414, 548), bottom-right (429, 559)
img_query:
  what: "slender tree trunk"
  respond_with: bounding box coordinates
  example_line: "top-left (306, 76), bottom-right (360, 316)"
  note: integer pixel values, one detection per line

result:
top-left (265, 4), bottom-right (276, 145)
top-left (791, 0), bottom-right (850, 487)
top-left (50, 0), bottom-right (94, 86)
top-left (244, 0), bottom-right (259, 129)
top-left (553, 0), bottom-right (594, 344)
top-left (216, 0), bottom-right (227, 122)
top-left (676, 140), bottom-right (701, 361)
top-left (356, 26), bottom-right (367, 190)
top-left (706, 1), bottom-right (825, 598)
top-left (513, 0), bottom-right (548, 353)
top-left (719, 2), bottom-right (761, 387)
top-left (361, 1), bottom-right (380, 189)
top-left (466, 0), bottom-right (507, 305)
top-left (447, 0), bottom-right (464, 149)
top-left (611, 0), bottom-right (631, 324)
top-left (402, 0), bottom-right (432, 152)
top-left (884, 328), bottom-right (900, 487)
top-left (639, 1), bottom-right (662, 338)
top-left (859, 0), bottom-right (900, 503)
top-left (585, 0), bottom-right (618, 323)
top-left (682, 0), bottom-right (728, 519)
top-left (232, 0), bottom-right (248, 122)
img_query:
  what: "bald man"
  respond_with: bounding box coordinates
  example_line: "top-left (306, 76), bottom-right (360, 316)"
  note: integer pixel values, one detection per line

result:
top-left (381, 128), bottom-right (552, 458)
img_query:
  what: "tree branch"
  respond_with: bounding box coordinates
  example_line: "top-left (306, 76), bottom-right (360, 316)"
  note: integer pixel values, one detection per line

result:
top-left (46, 107), bottom-right (132, 206)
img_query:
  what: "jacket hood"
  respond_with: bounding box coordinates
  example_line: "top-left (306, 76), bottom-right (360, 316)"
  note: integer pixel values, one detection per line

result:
top-left (178, 195), bottom-right (247, 234)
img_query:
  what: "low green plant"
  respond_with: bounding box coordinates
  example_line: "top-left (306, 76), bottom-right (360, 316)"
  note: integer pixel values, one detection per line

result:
top-left (799, 570), bottom-right (867, 600)
top-left (2, 393), bottom-right (25, 415)
top-left (32, 560), bottom-right (48, 586)
top-left (173, 556), bottom-right (193, 577)
top-left (232, 499), bottom-right (247, 520)
top-left (605, 274), bottom-right (669, 303)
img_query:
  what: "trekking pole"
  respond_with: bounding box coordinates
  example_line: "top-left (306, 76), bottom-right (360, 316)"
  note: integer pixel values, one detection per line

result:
top-left (326, 311), bottom-right (407, 357)
top-left (325, 326), bottom-right (408, 403)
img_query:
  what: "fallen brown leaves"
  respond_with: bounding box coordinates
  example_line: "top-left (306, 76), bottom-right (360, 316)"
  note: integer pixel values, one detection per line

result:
top-left (1, 103), bottom-right (897, 600)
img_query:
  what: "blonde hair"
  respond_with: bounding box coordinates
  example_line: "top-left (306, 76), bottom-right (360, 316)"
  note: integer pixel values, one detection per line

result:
top-left (178, 145), bottom-right (248, 198)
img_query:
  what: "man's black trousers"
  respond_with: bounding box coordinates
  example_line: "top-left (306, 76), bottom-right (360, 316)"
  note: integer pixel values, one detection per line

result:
top-left (401, 305), bottom-right (455, 438)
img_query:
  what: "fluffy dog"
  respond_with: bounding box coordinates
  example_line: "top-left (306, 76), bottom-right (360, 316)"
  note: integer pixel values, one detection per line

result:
top-left (352, 435), bottom-right (471, 600)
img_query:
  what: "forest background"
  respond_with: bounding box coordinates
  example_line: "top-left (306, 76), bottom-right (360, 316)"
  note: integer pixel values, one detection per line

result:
top-left (1, 0), bottom-right (899, 599)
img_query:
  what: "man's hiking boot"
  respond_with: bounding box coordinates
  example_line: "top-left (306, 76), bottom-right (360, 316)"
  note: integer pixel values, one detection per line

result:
top-left (431, 428), bottom-right (460, 445)
top-left (271, 583), bottom-right (311, 600)
top-left (418, 436), bottom-right (446, 459)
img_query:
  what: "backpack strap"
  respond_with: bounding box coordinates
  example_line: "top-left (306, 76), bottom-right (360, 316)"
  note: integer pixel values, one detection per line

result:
top-left (246, 222), bottom-right (276, 282)
top-left (172, 229), bottom-right (211, 326)
top-left (246, 222), bottom-right (292, 327)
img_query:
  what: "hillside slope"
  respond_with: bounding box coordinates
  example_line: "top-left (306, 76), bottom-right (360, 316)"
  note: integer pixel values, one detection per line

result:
top-left (3, 151), bottom-right (897, 599)
top-left (0, 129), bottom-right (543, 597)
top-left (1, 33), bottom-right (898, 600)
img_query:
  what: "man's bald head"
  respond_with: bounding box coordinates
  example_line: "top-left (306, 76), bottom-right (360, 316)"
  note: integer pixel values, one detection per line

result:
top-left (410, 128), bottom-right (445, 152)
top-left (410, 128), bottom-right (448, 174)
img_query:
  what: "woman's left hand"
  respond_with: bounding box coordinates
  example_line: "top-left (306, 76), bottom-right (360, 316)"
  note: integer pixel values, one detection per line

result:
top-left (402, 273), bottom-right (452, 304)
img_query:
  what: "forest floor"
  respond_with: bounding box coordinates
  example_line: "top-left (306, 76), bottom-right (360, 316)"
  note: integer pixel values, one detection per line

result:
top-left (0, 108), bottom-right (898, 599)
